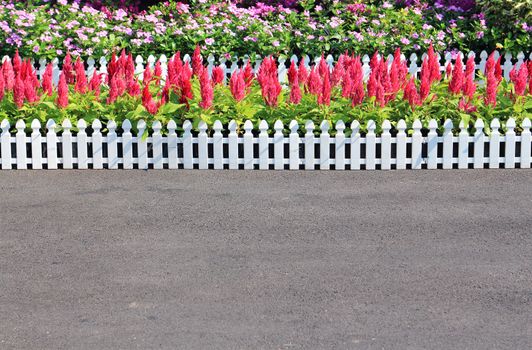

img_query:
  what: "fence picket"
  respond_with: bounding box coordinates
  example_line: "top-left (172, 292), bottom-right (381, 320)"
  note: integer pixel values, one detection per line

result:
top-left (105, 120), bottom-right (118, 169)
top-left (411, 120), bottom-right (423, 170)
top-left (319, 121), bottom-right (330, 170)
top-left (366, 120), bottom-right (376, 170)
top-left (244, 120), bottom-right (254, 170)
top-left (442, 119), bottom-right (453, 169)
top-left (289, 120), bottom-right (300, 170)
top-left (31, 119), bottom-right (42, 170)
top-left (213, 120), bottom-right (223, 170)
top-left (335, 120), bottom-right (346, 170)
top-left (521, 118), bottom-right (531, 168)
top-left (473, 119), bottom-right (485, 169)
top-left (305, 121), bottom-right (315, 170)
top-left (182, 120), bottom-right (193, 169)
top-left (152, 121), bottom-right (164, 169)
top-left (504, 118), bottom-right (516, 168)
top-left (46, 120), bottom-right (58, 170)
top-left (198, 121), bottom-right (209, 170)
top-left (122, 120), bottom-right (133, 169)
top-left (1, 119), bottom-right (11, 170)
top-left (274, 120), bottom-right (284, 170)
top-left (167, 121), bottom-right (178, 169)
top-left (61, 119), bottom-right (73, 169)
top-left (396, 120), bottom-right (407, 170)
top-left (458, 120), bottom-right (469, 169)
top-left (92, 119), bottom-right (103, 169)
top-left (15, 120), bottom-right (27, 170)
top-left (228, 120), bottom-right (238, 170)
top-left (258, 120), bottom-right (269, 170)
top-left (381, 120), bottom-right (391, 170)
top-left (489, 119), bottom-right (500, 169)
top-left (427, 119), bottom-right (438, 169)
top-left (350, 120), bottom-right (361, 170)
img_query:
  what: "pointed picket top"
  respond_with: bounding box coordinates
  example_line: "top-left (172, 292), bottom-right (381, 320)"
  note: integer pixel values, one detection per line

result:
top-left (506, 117), bottom-right (516, 130)
top-left (15, 119), bottom-right (25, 131)
top-left (320, 120), bottom-right (330, 132)
top-left (77, 119), bottom-right (87, 130)
top-left (490, 118), bottom-right (500, 130)
top-left (480, 50), bottom-right (488, 60)
top-left (147, 54), bottom-right (156, 69)
top-left (459, 119), bottom-right (467, 133)
top-left (167, 120), bottom-right (177, 133)
top-left (351, 120), bottom-right (360, 133)
top-left (122, 119), bottom-right (132, 131)
top-left (183, 120), bottom-right (192, 133)
top-left (92, 119), bottom-right (102, 131)
top-left (46, 119), bottom-right (57, 131)
top-left (335, 120), bottom-right (346, 133)
top-left (62, 119), bottom-right (72, 129)
top-left (106, 119), bottom-right (116, 131)
top-left (31, 119), bottom-right (41, 130)
top-left (137, 119), bottom-right (146, 132)
top-left (366, 120), bottom-right (376, 133)
top-left (243, 120), bottom-right (253, 133)
top-left (228, 119), bottom-right (237, 133)
top-left (274, 120), bottom-right (284, 132)
top-left (213, 120), bottom-right (223, 133)
top-left (290, 54), bottom-right (298, 64)
top-left (1, 119), bottom-right (10, 131)
top-left (198, 120), bottom-right (208, 134)
top-left (397, 119), bottom-right (407, 132)
top-left (412, 119), bottom-right (422, 131)
top-left (289, 120), bottom-right (299, 133)
top-left (259, 120), bottom-right (269, 133)
top-left (443, 119), bottom-right (453, 131)
top-left (305, 120), bottom-right (315, 133)
top-left (152, 120), bottom-right (162, 135)
top-left (428, 119), bottom-right (438, 130)
top-left (522, 118), bottom-right (531, 130)
top-left (381, 119), bottom-right (391, 132)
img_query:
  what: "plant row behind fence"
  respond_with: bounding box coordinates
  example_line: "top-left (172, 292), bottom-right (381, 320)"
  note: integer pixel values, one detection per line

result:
top-left (2, 50), bottom-right (531, 86)
top-left (0, 117), bottom-right (530, 170)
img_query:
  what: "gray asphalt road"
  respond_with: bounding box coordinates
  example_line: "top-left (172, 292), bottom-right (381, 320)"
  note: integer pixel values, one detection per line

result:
top-left (0, 170), bottom-right (531, 350)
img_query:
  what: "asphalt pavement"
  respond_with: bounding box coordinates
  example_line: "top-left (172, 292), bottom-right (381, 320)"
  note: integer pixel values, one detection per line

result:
top-left (0, 170), bottom-right (531, 349)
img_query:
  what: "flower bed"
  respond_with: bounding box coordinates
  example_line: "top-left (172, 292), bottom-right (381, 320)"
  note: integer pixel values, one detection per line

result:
top-left (0, 46), bottom-right (531, 135)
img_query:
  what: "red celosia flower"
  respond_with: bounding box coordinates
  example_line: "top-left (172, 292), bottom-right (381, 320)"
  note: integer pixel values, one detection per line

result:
top-left (0, 70), bottom-right (4, 101)
top-left (12, 49), bottom-right (21, 76)
top-left (198, 66), bottom-right (213, 109)
top-left (13, 74), bottom-right (25, 108)
top-left (528, 61), bottom-right (532, 94)
top-left (495, 57), bottom-right (503, 82)
top-left (212, 66), bottom-right (225, 86)
top-left (24, 75), bottom-right (38, 103)
top-left (351, 58), bottom-right (365, 106)
top-left (192, 44), bottom-right (202, 76)
top-left (318, 70), bottom-right (331, 106)
top-left (370, 51), bottom-right (380, 72)
top-left (375, 80), bottom-right (386, 107)
top-left (230, 70), bottom-right (246, 102)
top-left (287, 60), bottom-right (298, 86)
top-left (142, 84), bottom-right (158, 115)
top-left (257, 57), bottom-right (281, 107)
top-left (56, 72), bottom-right (69, 108)
top-left (367, 62), bottom-right (379, 98)
top-left (485, 67), bottom-right (498, 107)
top-left (88, 71), bottom-right (102, 97)
top-left (462, 56), bottom-right (477, 99)
top-left (289, 74), bottom-right (302, 105)
top-left (306, 67), bottom-right (322, 95)
top-left (42, 63), bottom-right (53, 96)
top-left (458, 98), bottom-right (477, 113)
top-left (318, 55), bottom-right (329, 79)
top-left (445, 62), bottom-right (453, 79)
top-left (143, 66), bottom-right (153, 85)
top-left (449, 55), bottom-right (464, 94)
top-left (154, 61), bottom-right (162, 79)
top-left (404, 77), bottom-right (420, 109)
top-left (427, 43), bottom-right (441, 83)
top-left (298, 60), bottom-right (309, 85)
top-left (511, 62), bottom-right (528, 96)
top-left (420, 58), bottom-right (431, 102)
top-left (242, 62), bottom-right (254, 91)
top-left (179, 63), bottom-right (193, 104)
top-left (125, 53), bottom-right (135, 81)
top-left (127, 78), bottom-right (141, 97)
top-left (63, 52), bottom-right (74, 84)
top-left (2, 60), bottom-right (15, 91)
top-left (342, 65), bottom-right (353, 99)
top-left (74, 58), bottom-right (88, 94)
top-left (107, 74), bottom-right (119, 104)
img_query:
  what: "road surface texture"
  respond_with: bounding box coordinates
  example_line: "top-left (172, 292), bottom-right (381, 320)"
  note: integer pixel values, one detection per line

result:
top-left (0, 170), bottom-right (531, 350)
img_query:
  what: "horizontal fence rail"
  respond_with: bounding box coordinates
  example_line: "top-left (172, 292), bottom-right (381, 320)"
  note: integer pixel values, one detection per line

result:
top-left (2, 50), bottom-right (531, 86)
top-left (0, 118), bottom-right (530, 170)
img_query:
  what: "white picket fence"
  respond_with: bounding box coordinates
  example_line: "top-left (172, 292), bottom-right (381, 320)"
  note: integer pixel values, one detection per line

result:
top-left (2, 50), bottom-right (531, 86)
top-left (0, 117), bottom-right (530, 170)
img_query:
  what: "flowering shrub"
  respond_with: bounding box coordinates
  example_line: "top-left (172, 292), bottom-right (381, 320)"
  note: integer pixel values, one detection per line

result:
top-left (0, 0), bottom-right (530, 60)
top-left (0, 47), bottom-right (531, 134)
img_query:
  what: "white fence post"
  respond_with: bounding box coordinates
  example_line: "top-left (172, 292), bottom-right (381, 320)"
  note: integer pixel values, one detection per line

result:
top-left (198, 121), bottom-right (208, 170)
top-left (182, 120), bottom-right (193, 169)
top-left (213, 120), bottom-right (223, 170)
top-left (122, 119), bottom-right (133, 170)
top-left (92, 119), bottom-right (103, 169)
top-left (167, 120), bottom-right (178, 170)
top-left (380, 120), bottom-right (391, 170)
top-left (396, 120), bottom-right (407, 170)
top-left (244, 120), bottom-right (254, 170)
top-left (473, 119), bottom-right (485, 169)
top-left (15, 120), bottom-right (27, 170)
top-left (274, 120), bottom-right (284, 170)
top-left (289, 120), bottom-right (300, 170)
top-left (137, 120), bottom-right (148, 170)
top-left (411, 120), bottom-right (423, 170)
top-left (442, 119), bottom-right (453, 169)
top-left (458, 120), bottom-right (469, 169)
top-left (228, 120), bottom-right (238, 170)
top-left (259, 120), bottom-right (269, 170)
top-left (152, 121), bottom-right (163, 169)
top-left (319, 121), bottom-right (330, 170)
top-left (1, 119), bottom-right (11, 170)
top-left (61, 119), bottom-right (73, 169)
top-left (521, 118), bottom-right (531, 169)
top-left (366, 120), bottom-right (376, 170)
top-left (489, 119), bottom-right (500, 169)
top-left (305, 120), bottom-right (315, 170)
top-left (350, 120), bottom-right (361, 170)
top-left (427, 119), bottom-right (438, 169)
top-left (504, 118), bottom-right (516, 168)
top-left (46, 119), bottom-right (58, 170)
top-left (335, 120), bottom-right (346, 170)
top-left (107, 120), bottom-right (118, 169)
top-left (31, 119), bottom-right (42, 170)
top-left (77, 119), bottom-right (88, 169)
